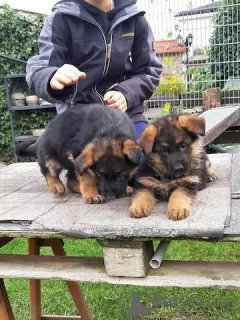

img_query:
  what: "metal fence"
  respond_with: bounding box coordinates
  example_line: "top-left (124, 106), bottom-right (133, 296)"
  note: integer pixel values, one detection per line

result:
top-left (138, 0), bottom-right (240, 120)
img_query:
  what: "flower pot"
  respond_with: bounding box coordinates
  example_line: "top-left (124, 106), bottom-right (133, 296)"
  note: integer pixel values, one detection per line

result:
top-left (202, 88), bottom-right (221, 110)
top-left (26, 95), bottom-right (39, 106)
top-left (12, 92), bottom-right (25, 107)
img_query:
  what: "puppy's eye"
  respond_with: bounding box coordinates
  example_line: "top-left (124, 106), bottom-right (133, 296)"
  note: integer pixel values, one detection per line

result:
top-left (95, 172), bottom-right (102, 178)
top-left (161, 147), bottom-right (169, 155)
top-left (179, 143), bottom-right (187, 151)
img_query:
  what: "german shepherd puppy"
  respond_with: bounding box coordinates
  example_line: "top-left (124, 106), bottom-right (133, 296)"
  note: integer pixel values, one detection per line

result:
top-left (129, 114), bottom-right (217, 220)
top-left (37, 104), bottom-right (142, 203)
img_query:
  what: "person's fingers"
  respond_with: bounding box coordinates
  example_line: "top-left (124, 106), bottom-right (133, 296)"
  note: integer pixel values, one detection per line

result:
top-left (104, 91), bottom-right (114, 102)
top-left (54, 73), bottom-right (74, 86)
top-left (119, 103), bottom-right (127, 112)
top-left (50, 78), bottom-right (65, 90)
top-left (105, 92), bottom-right (124, 105)
top-left (59, 69), bottom-right (78, 82)
top-left (50, 65), bottom-right (86, 90)
top-left (106, 103), bottom-right (118, 108)
top-left (60, 66), bottom-right (86, 81)
top-left (78, 71), bottom-right (87, 80)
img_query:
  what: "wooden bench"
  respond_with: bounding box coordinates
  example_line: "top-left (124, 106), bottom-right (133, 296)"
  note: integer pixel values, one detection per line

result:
top-left (0, 153), bottom-right (240, 319)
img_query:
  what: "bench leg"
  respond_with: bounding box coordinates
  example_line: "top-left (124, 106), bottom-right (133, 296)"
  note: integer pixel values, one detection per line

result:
top-left (28, 239), bottom-right (94, 320)
top-left (0, 279), bottom-right (14, 320)
top-left (28, 239), bottom-right (41, 320)
top-left (50, 240), bottom-right (94, 320)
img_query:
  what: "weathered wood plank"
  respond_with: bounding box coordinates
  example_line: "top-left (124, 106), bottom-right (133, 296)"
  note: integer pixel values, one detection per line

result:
top-left (0, 255), bottom-right (239, 289)
top-left (0, 279), bottom-right (14, 320)
top-left (0, 154), bottom-right (238, 240)
top-left (29, 239), bottom-right (42, 320)
top-left (49, 240), bottom-right (94, 320)
top-left (201, 105), bottom-right (240, 146)
top-left (30, 154), bottom-right (232, 240)
top-left (0, 228), bottom-right (62, 239)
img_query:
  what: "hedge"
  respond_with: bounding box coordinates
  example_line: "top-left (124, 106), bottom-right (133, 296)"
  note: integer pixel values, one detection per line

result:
top-left (0, 5), bottom-right (54, 161)
top-left (209, 0), bottom-right (240, 87)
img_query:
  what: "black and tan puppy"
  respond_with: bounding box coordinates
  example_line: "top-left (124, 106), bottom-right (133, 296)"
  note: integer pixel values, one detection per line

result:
top-left (37, 103), bottom-right (142, 203)
top-left (129, 114), bottom-right (217, 220)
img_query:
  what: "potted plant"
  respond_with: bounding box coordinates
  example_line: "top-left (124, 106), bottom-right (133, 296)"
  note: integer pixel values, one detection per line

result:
top-left (25, 95), bottom-right (39, 106)
top-left (11, 92), bottom-right (25, 107)
top-left (147, 75), bottom-right (185, 108)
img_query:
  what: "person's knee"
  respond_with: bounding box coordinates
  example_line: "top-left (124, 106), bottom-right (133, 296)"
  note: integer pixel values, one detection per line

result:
top-left (134, 121), bottom-right (148, 140)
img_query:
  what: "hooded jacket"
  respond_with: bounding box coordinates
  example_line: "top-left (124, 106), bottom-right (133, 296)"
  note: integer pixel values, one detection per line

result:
top-left (26, 0), bottom-right (162, 122)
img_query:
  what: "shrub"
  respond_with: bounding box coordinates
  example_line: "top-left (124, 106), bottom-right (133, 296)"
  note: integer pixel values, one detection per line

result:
top-left (0, 5), bottom-right (54, 161)
top-left (154, 75), bottom-right (186, 96)
top-left (209, 0), bottom-right (240, 87)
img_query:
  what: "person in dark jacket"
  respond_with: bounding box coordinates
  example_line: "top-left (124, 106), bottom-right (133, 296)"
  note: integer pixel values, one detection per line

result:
top-left (26, 0), bottom-right (162, 138)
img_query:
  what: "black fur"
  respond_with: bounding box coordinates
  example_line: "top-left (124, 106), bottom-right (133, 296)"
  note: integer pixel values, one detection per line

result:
top-left (136, 116), bottom-right (208, 199)
top-left (129, 114), bottom-right (216, 220)
top-left (37, 103), bottom-right (141, 200)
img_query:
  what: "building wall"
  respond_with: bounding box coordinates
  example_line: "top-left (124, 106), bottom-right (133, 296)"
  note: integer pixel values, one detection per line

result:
top-left (177, 13), bottom-right (215, 52)
top-left (137, 0), bottom-right (214, 44)
top-left (160, 53), bottom-right (184, 76)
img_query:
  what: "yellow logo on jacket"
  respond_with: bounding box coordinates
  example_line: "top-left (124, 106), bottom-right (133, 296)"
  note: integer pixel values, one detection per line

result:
top-left (122, 32), bottom-right (134, 37)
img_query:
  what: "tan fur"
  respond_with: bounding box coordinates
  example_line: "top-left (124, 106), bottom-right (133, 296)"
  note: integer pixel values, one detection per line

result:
top-left (167, 187), bottom-right (193, 220)
top-left (67, 178), bottom-right (81, 193)
top-left (138, 125), bottom-right (158, 154)
top-left (190, 139), bottom-right (202, 158)
top-left (45, 159), bottom-right (62, 176)
top-left (45, 175), bottom-right (65, 196)
top-left (148, 153), bottom-right (166, 175)
top-left (129, 189), bottom-right (157, 218)
top-left (79, 172), bottom-right (105, 204)
top-left (125, 185), bottom-right (134, 197)
top-left (177, 115), bottom-right (205, 136)
top-left (138, 175), bottom-right (200, 192)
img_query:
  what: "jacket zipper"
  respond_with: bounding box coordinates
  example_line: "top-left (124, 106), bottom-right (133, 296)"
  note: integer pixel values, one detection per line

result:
top-left (103, 32), bottom-right (113, 77)
top-left (71, 83), bottom-right (78, 106)
top-left (70, 18), bottom-right (112, 106)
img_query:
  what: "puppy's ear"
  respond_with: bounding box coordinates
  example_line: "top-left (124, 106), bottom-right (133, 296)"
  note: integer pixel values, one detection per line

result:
top-left (137, 125), bottom-right (158, 155)
top-left (177, 115), bottom-right (205, 136)
top-left (123, 140), bottom-right (142, 165)
top-left (74, 143), bottom-right (94, 174)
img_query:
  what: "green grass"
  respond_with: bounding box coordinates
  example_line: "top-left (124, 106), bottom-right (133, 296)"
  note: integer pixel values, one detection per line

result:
top-left (1, 239), bottom-right (240, 319)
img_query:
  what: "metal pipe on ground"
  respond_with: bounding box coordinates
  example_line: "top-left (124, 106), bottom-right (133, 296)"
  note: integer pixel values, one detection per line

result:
top-left (149, 240), bottom-right (170, 269)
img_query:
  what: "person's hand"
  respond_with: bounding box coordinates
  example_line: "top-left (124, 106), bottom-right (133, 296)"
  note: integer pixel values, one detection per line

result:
top-left (50, 64), bottom-right (86, 90)
top-left (104, 91), bottom-right (127, 112)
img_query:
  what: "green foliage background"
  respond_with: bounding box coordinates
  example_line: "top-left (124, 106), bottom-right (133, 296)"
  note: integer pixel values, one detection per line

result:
top-left (0, 5), bottom-right (54, 161)
top-left (209, 0), bottom-right (240, 87)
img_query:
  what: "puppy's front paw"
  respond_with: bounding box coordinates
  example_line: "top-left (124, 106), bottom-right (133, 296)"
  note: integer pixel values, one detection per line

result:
top-left (84, 194), bottom-right (106, 204)
top-left (129, 203), bottom-right (152, 218)
top-left (47, 177), bottom-right (65, 197)
top-left (167, 204), bottom-right (191, 220)
top-left (207, 169), bottom-right (217, 182)
top-left (125, 185), bottom-right (134, 197)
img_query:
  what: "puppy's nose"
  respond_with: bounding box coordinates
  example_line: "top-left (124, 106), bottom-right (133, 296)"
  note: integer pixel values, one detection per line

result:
top-left (173, 163), bottom-right (184, 173)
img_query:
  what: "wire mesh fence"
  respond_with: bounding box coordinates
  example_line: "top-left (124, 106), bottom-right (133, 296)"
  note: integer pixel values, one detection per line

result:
top-left (138, 0), bottom-right (240, 120)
